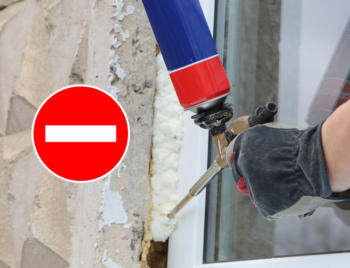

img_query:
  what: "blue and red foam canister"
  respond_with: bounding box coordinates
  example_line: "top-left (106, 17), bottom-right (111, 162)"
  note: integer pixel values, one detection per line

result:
top-left (142, 0), bottom-right (231, 112)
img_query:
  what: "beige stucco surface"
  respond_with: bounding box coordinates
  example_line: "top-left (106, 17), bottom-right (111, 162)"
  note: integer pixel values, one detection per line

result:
top-left (0, 0), bottom-right (156, 267)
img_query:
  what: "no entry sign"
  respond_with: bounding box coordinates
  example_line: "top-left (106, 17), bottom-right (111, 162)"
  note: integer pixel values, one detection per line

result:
top-left (32, 85), bottom-right (129, 182)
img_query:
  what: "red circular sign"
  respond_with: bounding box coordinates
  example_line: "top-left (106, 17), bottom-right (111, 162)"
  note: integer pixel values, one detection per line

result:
top-left (32, 85), bottom-right (129, 182)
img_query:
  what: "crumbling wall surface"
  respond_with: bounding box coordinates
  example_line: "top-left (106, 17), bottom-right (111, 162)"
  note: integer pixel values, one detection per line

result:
top-left (0, 0), bottom-right (156, 267)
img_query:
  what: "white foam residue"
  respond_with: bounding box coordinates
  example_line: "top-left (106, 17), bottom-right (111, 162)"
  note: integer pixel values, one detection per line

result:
top-left (99, 176), bottom-right (128, 230)
top-left (102, 249), bottom-right (122, 268)
top-left (150, 54), bottom-right (184, 241)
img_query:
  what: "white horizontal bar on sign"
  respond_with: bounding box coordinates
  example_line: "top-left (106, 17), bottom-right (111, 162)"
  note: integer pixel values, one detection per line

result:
top-left (45, 125), bottom-right (117, 142)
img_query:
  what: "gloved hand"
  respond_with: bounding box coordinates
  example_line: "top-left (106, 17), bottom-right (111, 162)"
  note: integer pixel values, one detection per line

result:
top-left (226, 122), bottom-right (350, 220)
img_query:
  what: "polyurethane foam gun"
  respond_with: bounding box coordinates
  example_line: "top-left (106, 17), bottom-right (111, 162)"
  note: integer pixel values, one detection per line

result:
top-left (142, 0), bottom-right (278, 218)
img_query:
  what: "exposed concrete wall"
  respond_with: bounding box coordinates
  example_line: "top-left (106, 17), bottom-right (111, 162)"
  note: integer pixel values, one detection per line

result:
top-left (0, 0), bottom-right (156, 267)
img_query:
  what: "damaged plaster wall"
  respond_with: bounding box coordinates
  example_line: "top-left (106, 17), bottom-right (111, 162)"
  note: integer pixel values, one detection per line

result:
top-left (0, 0), bottom-right (156, 267)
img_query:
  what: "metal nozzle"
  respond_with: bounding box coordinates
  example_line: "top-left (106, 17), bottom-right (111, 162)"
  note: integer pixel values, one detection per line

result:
top-left (167, 193), bottom-right (193, 219)
top-left (167, 161), bottom-right (222, 218)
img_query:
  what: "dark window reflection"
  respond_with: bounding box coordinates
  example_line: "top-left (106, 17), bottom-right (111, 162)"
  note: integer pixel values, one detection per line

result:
top-left (204, 0), bottom-right (350, 263)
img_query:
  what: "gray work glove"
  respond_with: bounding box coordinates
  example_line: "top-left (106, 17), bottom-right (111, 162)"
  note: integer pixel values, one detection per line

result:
top-left (226, 122), bottom-right (350, 220)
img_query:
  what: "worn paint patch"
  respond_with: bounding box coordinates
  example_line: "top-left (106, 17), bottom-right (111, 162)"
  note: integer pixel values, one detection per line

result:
top-left (102, 249), bottom-right (122, 268)
top-left (100, 0), bottom-right (133, 231)
top-left (107, 0), bottom-right (135, 96)
top-left (99, 176), bottom-right (128, 230)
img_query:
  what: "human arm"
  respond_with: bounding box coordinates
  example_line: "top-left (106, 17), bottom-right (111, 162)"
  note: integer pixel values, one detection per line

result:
top-left (322, 99), bottom-right (350, 192)
top-left (227, 101), bottom-right (350, 220)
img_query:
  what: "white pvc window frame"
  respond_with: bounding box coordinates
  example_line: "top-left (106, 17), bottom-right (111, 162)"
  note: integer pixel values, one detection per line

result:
top-left (167, 1), bottom-right (214, 266)
top-left (167, 1), bottom-right (350, 267)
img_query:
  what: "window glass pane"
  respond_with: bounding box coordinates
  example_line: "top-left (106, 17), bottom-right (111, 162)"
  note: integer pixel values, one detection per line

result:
top-left (204, 0), bottom-right (350, 263)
